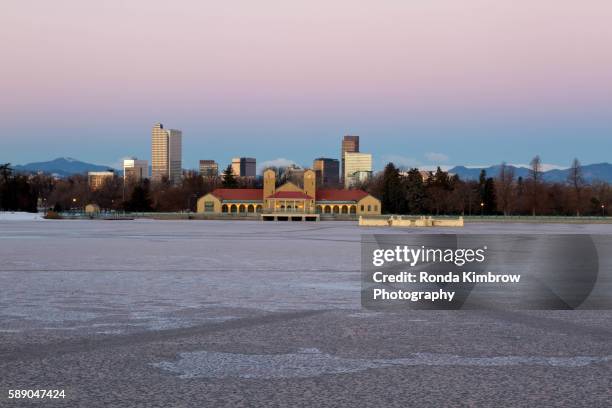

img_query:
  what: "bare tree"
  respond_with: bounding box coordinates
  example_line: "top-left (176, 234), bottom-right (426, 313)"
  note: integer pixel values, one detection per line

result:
top-left (496, 162), bottom-right (515, 215)
top-left (567, 158), bottom-right (585, 216)
top-left (528, 155), bottom-right (543, 216)
top-left (591, 180), bottom-right (611, 216)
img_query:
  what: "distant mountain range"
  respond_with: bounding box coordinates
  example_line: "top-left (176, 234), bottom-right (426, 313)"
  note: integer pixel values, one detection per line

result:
top-left (12, 157), bottom-right (118, 178)
top-left (448, 163), bottom-right (612, 183)
top-left (8, 157), bottom-right (612, 184)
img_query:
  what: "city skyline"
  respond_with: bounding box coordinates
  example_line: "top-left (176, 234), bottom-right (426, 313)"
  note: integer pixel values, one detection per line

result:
top-left (2, 1), bottom-right (612, 169)
top-left (5, 129), bottom-right (612, 175)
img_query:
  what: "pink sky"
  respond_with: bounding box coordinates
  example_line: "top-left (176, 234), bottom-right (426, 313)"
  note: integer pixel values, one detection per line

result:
top-left (2, 0), bottom-right (612, 120)
top-left (2, 1), bottom-right (612, 168)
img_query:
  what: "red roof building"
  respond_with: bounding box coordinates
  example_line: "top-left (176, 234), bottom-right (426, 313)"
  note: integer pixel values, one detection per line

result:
top-left (268, 191), bottom-right (314, 200)
top-left (208, 188), bottom-right (369, 203)
top-left (208, 188), bottom-right (263, 201)
top-left (316, 189), bottom-right (369, 202)
top-left (198, 169), bottom-right (381, 215)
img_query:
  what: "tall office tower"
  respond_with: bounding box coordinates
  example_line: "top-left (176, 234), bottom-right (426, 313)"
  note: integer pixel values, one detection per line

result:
top-left (231, 158), bottom-right (241, 176)
top-left (151, 123), bottom-right (182, 184)
top-left (341, 135), bottom-right (360, 183)
top-left (151, 123), bottom-right (168, 182)
top-left (123, 158), bottom-right (149, 185)
top-left (343, 152), bottom-right (372, 188)
top-left (313, 158), bottom-right (340, 187)
top-left (231, 157), bottom-right (256, 177)
top-left (167, 129), bottom-right (182, 184)
top-left (199, 160), bottom-right (219, 177)
top-left (242, 158), bottom-right (256, 177)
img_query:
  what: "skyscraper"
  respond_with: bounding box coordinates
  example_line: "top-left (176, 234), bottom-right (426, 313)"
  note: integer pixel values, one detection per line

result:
top-left (341, 135), bottom-right (359, 184)
top-left (199, 160), bottom-right (219, 177)
top-left (344, 152), bottom-right (372, 188)
top-left (151, 123), bottom-right (182, 184)
top-left (231, 158), bottom-right (241, 177)
top-left (313, 158), bottom-right (340, 187)
top-left (123, 158), bottom-right (148, 185)
top-left (231, 157), bottom-right (256, 177)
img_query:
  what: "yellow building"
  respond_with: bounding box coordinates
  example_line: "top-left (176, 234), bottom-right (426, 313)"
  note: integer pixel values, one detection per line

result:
top-left (88, 171), bottom-right (114, 191)
top-left (197, 169), bottom-right (381, 217)
top-left (85, 203), bottom-right (101, 214)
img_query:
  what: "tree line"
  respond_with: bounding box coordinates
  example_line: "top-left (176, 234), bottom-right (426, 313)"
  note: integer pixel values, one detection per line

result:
top-left (0, 163), bottom-right (252, 213)
top-left (1, 159), bottom-right (610, 216)
top-left (360, 157), bottom-right (610, 216)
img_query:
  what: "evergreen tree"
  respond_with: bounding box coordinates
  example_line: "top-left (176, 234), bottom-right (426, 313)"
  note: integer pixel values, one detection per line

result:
top-left (0, 163), bottom-right (11, 183)
top-left (425, 167), bottom-right (453, 215)
top-left (478, 169), bottom-right (487, 202)
top-left (0, 163), bottom-right (11, 210)
top-left (222, 165), bottom-right (238, 188)
top-left (126, 181), bottom-right (153, 212)
top-left (434, 167), bottom-right (451, 189)
top-left (380, 163), bottom-right (404, 214)
top-left (483, 177), bottom-right (497, 215)
top-left (404, 168), bottom-right (426, 214)
top-left (0, 164), bottom-right (38, 212)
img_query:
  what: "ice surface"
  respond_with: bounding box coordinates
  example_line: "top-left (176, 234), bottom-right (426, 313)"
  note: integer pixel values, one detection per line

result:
top-left (153, 348), bottom-right (612, 379)
top-left (2, 219), bottom-right (612, 406)
top-left (2, 219), bottom-right (612, 334)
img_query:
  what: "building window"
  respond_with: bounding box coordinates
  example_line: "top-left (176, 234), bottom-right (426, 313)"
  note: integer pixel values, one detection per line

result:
top-left (367, 205), bottom-right (371, 212)
top-left (361, 205), bottom-right (365, 211)
top-left (204, 202), bottom-right (214, 212)
top-left (374, 205), bottom-right (378, 212)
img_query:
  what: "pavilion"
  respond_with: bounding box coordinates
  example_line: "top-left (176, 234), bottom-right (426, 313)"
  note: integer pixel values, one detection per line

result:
top-left (196, 169), bottom-right (381, 219)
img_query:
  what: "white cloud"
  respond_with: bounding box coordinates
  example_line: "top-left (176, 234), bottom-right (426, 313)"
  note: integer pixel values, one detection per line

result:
top-left (425, 152), bottom-right (449, 163)
top-left (257, 158), bottom-right (297, 173)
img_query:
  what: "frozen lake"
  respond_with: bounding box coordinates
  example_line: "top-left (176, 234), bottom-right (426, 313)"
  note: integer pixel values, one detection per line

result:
top-left (2, 219), bottom-right (612, 333)
top-left (1, 219), bottom-right (401, 334)
top-left (1, 219), bottom-right (612, 407)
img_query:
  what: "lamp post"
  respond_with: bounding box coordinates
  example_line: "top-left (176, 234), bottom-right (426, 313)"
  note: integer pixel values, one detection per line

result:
top-left (480, 202), bottom-right (484, 217)
top-left (602, 204), bottom-right (606, 217)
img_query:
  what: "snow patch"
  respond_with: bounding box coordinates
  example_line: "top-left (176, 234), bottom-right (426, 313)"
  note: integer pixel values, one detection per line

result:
top-left (0, 212), bottom-right (44, 221)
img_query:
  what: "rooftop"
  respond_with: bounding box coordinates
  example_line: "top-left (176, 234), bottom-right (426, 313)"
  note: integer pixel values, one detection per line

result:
top-left (210, 188), bottom-right (263, 201)
top-left (268, 191), bottom-right (313, 200)
top-left (316, 189), bottom-right (369, 202)
top-left (208, 187), bottom-right (371, 203)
